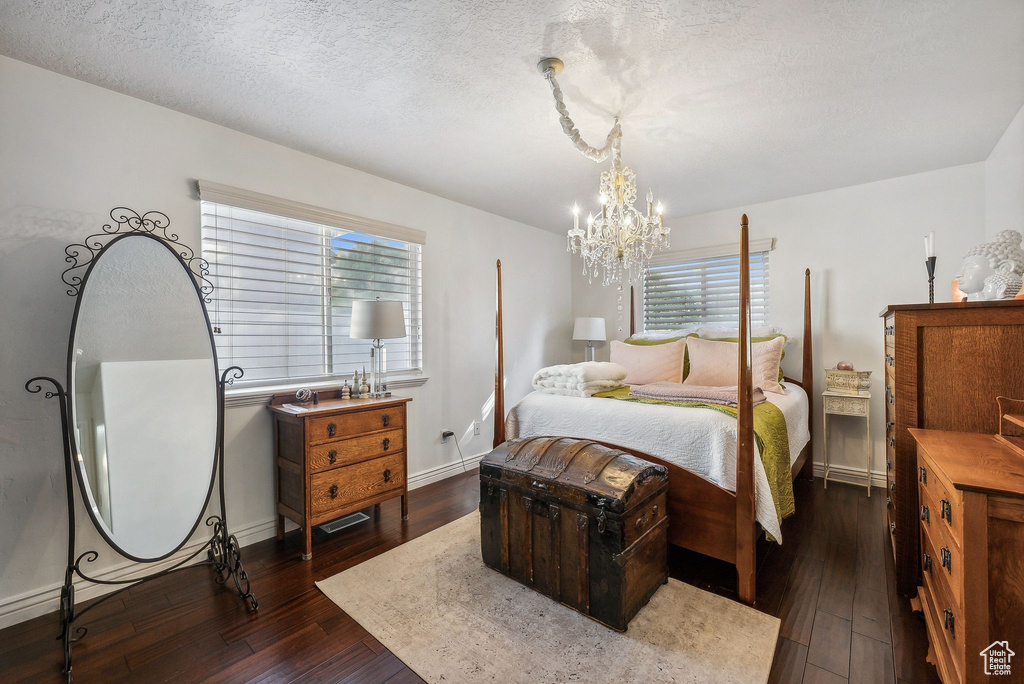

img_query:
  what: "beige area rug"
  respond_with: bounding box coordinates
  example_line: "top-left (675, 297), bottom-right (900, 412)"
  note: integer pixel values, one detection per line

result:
top-left (317, 512), bottom-right (779, 683)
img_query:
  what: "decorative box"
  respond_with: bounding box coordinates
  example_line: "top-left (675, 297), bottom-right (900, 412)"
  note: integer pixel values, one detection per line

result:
top-left (824, 368), bottom-right (872, 395)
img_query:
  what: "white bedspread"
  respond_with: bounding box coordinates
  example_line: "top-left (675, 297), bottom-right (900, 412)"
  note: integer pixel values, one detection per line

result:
top-left (505, 382), bottom-right (810, 543)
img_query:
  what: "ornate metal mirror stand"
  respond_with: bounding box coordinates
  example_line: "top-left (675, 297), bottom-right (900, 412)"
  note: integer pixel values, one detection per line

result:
top-left (26, 208), bottom-right (257, 682)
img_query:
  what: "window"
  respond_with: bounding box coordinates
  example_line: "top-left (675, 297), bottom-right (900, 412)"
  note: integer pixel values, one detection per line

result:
top-left (198, 183), bottom-right (423, 386)
top-left (643, 240), bottom-right (772, 331)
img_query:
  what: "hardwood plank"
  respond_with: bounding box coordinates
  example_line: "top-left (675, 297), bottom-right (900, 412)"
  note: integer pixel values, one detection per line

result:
top-left (850, 632), bottom-right (897, 684)
top-left (806, 610), bottom-right (852, 678)
top-left (768, 636), bottom-right (808, 684)
top-left (817, 541), bottom-right (857, 620)
top-left (778, 555), bottom-right (824, 645)
top-left (804, 663), bottom-right (849, 683)
top-left (852, 585), bottom-right (891, 644)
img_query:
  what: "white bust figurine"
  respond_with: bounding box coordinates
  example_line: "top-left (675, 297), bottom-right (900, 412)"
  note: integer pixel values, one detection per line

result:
top-left (981, 267), bottom-right (1023, 300)
top-left (955, 230), bottom-right (1024, 300)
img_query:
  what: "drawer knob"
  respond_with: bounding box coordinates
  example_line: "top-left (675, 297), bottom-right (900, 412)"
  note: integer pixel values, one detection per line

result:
top-left (886, 496), bottom-right (892, 509)
top-left (890, 521), bottom-right (896, 534)
top-left (327, 422), bottom-right (337, 438)
top-left (923, 552), bottom-right (932, 571)
top-left (328, 449), bottom-right (337, 464)
top-left (920, 504), bottom-right (929, 524)
top-left (943, 608), bottom-right (955, 637)
top-left (329, 484), bottom-right (339, 499)
top-left (940, 499), bottom-right (951, 524)
top-left (635, 515), bottom-right (647, 530)
top-left (886, 459), bottom-right (892, 471)
top-left (919, 466), bottom-right (927, 485)
top-left (941, 546), bottom-right (952, 574)
top-left (890, 481), bottom-right (895, 492)
top-left (383, 468), bottom-right (391, 483)
top-left (382, 437), bottom-right (391, 451)
top-left (382, 413), bottom-right (391, 427)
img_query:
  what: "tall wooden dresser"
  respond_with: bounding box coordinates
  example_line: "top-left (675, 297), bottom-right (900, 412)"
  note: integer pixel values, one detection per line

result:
top-left (881, 301), bottom-right (1024, 596)
top-left (909, 426), bottom-right (1024, 683)
top-left (269, 394), bottom-right (411, 560)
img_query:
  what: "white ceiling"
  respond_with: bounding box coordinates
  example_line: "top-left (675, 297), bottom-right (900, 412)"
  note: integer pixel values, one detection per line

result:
top-left (2, 1), bottom-right (1022, 232)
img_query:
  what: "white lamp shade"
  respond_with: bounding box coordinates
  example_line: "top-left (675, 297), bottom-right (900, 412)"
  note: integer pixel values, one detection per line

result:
top-left (572, 317), bottom-right (607, 342)
top-left (350, 300), bottom-right (407, 340)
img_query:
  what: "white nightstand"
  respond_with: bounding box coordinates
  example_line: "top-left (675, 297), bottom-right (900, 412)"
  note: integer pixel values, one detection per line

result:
top-left (822, 390), bottom-right (872, 496)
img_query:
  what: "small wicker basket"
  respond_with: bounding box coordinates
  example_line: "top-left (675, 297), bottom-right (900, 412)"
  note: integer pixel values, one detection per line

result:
top-left (824, 368), bottom-right (872, 395)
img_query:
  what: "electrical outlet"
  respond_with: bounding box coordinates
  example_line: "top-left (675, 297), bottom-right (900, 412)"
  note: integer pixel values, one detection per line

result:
top-left (473, 421), bottom-right (480, 436)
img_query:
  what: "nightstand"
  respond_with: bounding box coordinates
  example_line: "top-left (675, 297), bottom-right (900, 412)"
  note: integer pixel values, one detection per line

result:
top-left (268, 392), bottom-right (411, 560)
top-left (822, 389), bottom-right (872, 496)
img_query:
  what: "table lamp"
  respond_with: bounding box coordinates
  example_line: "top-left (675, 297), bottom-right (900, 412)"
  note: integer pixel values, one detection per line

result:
top-left (573, 317), bottom-right (606, 362)
top-left (350, 299), bottom-right (407, 397)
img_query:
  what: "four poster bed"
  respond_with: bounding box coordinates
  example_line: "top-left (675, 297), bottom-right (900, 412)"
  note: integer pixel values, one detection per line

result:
top-left (491, 215), bottom-right (814, 604)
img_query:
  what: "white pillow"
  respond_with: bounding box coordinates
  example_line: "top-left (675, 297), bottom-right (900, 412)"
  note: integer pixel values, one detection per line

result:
top-left (609, 339), bottom-right (685, 385)
top-left (683, 336), bottom-right (786, 394)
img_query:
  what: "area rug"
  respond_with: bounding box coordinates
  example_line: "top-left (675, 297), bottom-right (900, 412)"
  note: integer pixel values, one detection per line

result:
top-left (316, 512), bottom-right (779, 683)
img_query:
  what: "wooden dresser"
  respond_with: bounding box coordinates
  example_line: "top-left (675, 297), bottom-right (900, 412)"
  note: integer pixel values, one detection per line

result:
top-left (269, 394), bottom-right (411, 560)
top-left (881, 301), bottom-right (1024, 596)
top-left (910, 426), bottom-right (1024, 683)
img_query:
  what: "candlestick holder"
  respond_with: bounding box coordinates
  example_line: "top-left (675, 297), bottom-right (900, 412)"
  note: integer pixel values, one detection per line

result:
top-left (925, 256), bottom-right (937, 304)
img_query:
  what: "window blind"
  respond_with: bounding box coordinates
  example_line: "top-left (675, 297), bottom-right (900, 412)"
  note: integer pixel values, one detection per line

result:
top-left (643, 249), bottom-right (770, 331)
top-left (200, 201), bottom-right (423, 386)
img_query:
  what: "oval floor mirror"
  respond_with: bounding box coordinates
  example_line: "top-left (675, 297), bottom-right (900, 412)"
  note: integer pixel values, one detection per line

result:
top-left (26, 207), bottom-right (257, 682)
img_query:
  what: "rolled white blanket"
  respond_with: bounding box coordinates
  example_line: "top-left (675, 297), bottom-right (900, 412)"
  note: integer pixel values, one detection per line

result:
top-left (532, 362), bottom-right (627, 398)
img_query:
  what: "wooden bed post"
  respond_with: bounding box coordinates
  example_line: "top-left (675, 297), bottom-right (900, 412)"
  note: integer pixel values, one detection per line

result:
top-left (493, 259), bottom-right (506, 448)
top-left (629, 286), bottom-right (636, 336)
top-left (799, 268), bottom-right (815, 479)
top-left (735, 214), bottom-right (757, 605)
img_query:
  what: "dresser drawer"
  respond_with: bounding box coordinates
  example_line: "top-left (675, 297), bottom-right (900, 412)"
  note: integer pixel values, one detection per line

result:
top-left (310, 452), bottom-right (406, 518)
top-left (919, 579), bottom-right (963, 684)
top-left (917, 448), bottom-right (963, 547)
top-left (920, 507), bottom-right (962, 609)
top-left (308, 406), bottom-right (405, 444)
top-left (921, 546), bottom-right (965, 683)
top-left (309, 429), bottom-right (405, 472)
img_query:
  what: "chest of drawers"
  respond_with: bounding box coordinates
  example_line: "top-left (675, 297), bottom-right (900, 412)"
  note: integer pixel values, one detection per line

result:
top-left (881, 301), bottom-right (1024, 596)
top-left (910, 427), bottom-right (1024, 683)
top-left (269, 394), bottom-right (411, 560)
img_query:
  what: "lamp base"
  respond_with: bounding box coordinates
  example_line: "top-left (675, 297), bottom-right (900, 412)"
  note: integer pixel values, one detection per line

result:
top-left (585, 342), bottom-right (596, 362)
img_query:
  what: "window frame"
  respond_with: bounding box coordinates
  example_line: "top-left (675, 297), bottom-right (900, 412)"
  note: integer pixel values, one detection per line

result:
top-left (196, 181), bottom-right (425, 391)
top-left (641, 238), bottom-right (775, 332)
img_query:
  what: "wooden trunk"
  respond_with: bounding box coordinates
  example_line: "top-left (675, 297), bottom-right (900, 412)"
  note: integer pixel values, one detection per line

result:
top-left (479, 437), bottom-right (669, 631)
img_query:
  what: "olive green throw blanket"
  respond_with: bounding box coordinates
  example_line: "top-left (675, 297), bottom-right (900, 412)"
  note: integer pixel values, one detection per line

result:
top-left (593, 386), bottom-right (795, 534)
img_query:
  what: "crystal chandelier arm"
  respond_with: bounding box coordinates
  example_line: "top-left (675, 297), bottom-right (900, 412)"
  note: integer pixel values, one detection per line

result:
top-left (542, 67), bottom-right (621, 166)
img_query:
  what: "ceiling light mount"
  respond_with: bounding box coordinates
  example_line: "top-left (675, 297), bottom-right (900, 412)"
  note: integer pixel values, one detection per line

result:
top-left (536, 57), bottom-right (564, 75)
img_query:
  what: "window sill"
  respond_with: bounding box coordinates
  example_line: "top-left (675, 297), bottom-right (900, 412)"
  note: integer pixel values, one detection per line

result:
top-left (223, 374), bottom-right (430, 409)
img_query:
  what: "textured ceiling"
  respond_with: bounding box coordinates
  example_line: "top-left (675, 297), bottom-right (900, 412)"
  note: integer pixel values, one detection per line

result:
top-left (2, 1), bottom-right (1022, 232)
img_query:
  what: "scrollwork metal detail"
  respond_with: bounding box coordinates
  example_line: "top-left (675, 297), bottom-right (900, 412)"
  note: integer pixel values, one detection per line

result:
top-left (61, 207), bottom-right (213, 301)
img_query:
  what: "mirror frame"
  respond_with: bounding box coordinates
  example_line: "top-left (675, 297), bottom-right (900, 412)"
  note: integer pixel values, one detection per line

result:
top-left (65, 231), bottom-right (221, 563)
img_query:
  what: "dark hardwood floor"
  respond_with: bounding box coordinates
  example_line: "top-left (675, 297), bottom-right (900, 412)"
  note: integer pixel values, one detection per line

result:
top-left (0, 473), bottom-right (939, 683)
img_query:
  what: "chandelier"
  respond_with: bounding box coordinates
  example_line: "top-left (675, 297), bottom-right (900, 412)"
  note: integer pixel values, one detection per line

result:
top-left (539, 57), bottom-right (669, 286)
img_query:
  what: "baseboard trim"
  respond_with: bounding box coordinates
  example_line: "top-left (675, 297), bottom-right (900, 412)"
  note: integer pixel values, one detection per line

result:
top-left (813, 462), bottom-right (886, 488)
top-left (0, 516), bottom-right (279, 630)
top-left (408, 452), bottom-right (485, 489)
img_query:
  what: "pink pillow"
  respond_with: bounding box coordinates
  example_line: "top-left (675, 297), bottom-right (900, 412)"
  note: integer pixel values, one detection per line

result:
top-left (683, 336), bottom-right (786, 394)
top-left (609, 338), bottom-right (685, 385)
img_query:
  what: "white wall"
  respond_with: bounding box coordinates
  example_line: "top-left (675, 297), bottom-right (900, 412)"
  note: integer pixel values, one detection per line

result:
top-left (985, 103), bottom-right (1024, 238)
top-left (0, 56), bottom-right (571, 626)
top-left (572, 163), bottom-right (988, 482)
